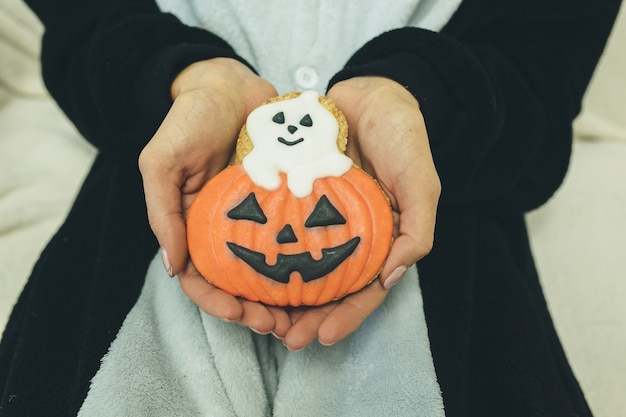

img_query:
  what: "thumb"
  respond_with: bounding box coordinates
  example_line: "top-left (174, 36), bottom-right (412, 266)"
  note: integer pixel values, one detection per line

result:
top-left (379, 234), bottom-right (430, 290)
top-left (378, 187), bottom-right (438, 290)
top-left (140, 160), bottom-right (189, 277)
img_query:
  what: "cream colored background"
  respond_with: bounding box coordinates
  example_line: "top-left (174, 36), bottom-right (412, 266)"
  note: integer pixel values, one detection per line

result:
top-left (1, 1), bottom-right (624, 415)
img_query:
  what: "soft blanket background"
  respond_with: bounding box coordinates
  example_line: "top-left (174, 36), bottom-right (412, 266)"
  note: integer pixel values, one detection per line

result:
top-left (0, 1), bottom-right (624, 416)
top-left (78, 260), bottom-right (443, 417)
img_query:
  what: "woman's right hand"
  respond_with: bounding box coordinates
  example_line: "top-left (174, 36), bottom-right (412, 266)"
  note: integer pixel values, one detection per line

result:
top-left (138, 58), bottom-right (291, 336)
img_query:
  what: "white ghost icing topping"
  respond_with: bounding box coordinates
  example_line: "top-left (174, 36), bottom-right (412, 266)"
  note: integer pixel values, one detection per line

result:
top-left (242, 91), bottom-right (353, 198)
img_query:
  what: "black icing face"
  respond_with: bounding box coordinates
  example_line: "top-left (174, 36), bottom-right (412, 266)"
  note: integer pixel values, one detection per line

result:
top-left (226, 192), bottom-right (360, 283)
top-left (272, 111), bottom-right (314, 147)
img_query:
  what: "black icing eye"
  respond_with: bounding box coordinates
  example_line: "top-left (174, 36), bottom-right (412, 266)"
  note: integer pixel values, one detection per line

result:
top-left (227, 193), bottom-right (267, 224)
top-left (272, 112), bottom-right (285, 124)
top-left (299, 114), bottom-right (313, 127)
top-left (305, 195), bottom-right (346, 227)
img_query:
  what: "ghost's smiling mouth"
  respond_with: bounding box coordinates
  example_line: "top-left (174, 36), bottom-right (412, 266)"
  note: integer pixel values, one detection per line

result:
top-left (277, 137), bottom-right (304, 146)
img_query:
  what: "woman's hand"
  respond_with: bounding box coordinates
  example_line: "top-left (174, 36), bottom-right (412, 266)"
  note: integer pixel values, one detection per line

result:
top-left (280, 76), bottom-right (441, 351)
top-left (139, 66), bottom-right (440, 348)
top-left (138, 58), bottom-right (291, 335)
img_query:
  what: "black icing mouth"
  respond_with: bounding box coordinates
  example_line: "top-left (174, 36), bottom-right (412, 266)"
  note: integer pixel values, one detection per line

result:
top-left (277, 137), bottom-right (304, 146)
top-left (226, 237), bottom-right (360, 283)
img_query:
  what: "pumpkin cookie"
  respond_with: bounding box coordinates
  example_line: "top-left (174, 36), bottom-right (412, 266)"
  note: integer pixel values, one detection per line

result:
top-left (187, 91), bottom-right (393, 307)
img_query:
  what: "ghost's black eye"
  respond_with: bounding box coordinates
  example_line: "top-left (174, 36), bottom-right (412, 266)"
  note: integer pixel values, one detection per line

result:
top-left (227, 193), bottom-right (267, 224)
top-left (299, 114), bottom-right (313, 127)
top-left (272, 112), bottom-right (285, 124)
top-left (305, 195), bottom-right (346, 227)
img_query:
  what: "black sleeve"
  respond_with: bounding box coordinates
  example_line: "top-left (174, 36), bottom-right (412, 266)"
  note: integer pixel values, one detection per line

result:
top-left (24, 0), bottom-right (252, 164)
top-left (328, 0), bottom-right (621, 213)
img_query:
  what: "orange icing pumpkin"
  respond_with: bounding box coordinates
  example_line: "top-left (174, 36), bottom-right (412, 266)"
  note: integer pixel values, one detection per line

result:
top-left (187, 165), bottom-right (392, 306)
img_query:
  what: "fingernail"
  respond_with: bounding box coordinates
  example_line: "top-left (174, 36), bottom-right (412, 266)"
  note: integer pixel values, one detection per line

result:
top-left (271, 332), bottom-right (285, 341)
top-left (319, 339), bottom-right (336, 347)
top-left (281, 339), bottom-right (303, 352)
top-left (284, 343), bottom-right (303, 353)
top-left (383, 265), bottom-right (408, 290)
top-left (161, 247), bottom-right (173, 277)
top-left (250, 327), bottom-right (270, 335)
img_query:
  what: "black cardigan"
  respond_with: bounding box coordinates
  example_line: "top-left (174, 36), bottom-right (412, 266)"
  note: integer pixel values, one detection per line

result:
top-left (0, 0), bottom-right (620, 415)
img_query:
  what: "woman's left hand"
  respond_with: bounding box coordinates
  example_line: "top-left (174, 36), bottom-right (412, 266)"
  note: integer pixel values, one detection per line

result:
top-left (280, 76), bottom-right (441, 351)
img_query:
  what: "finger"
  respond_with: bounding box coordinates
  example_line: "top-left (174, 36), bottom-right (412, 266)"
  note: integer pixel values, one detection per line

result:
top-left (379, 153), bottom-right (440, 290)
top-left (317, 283), bottom-right (388, 346)
top-left (147, 181), bottom-right (189, 276)
top-left (267, 307), bottom-right (292, 339)
top-left (178, 268), bottom-right (244, 321)
top-left (283, 304), bottom-right (337, 351)
top-left (237, 301), bottom-right (277, 335)
top-left (287, 308), bottom-right (306, 324)
top-left (139, 146), bottom-right (189, 277)
top-left (379, 196), bottom-right (437, 290)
